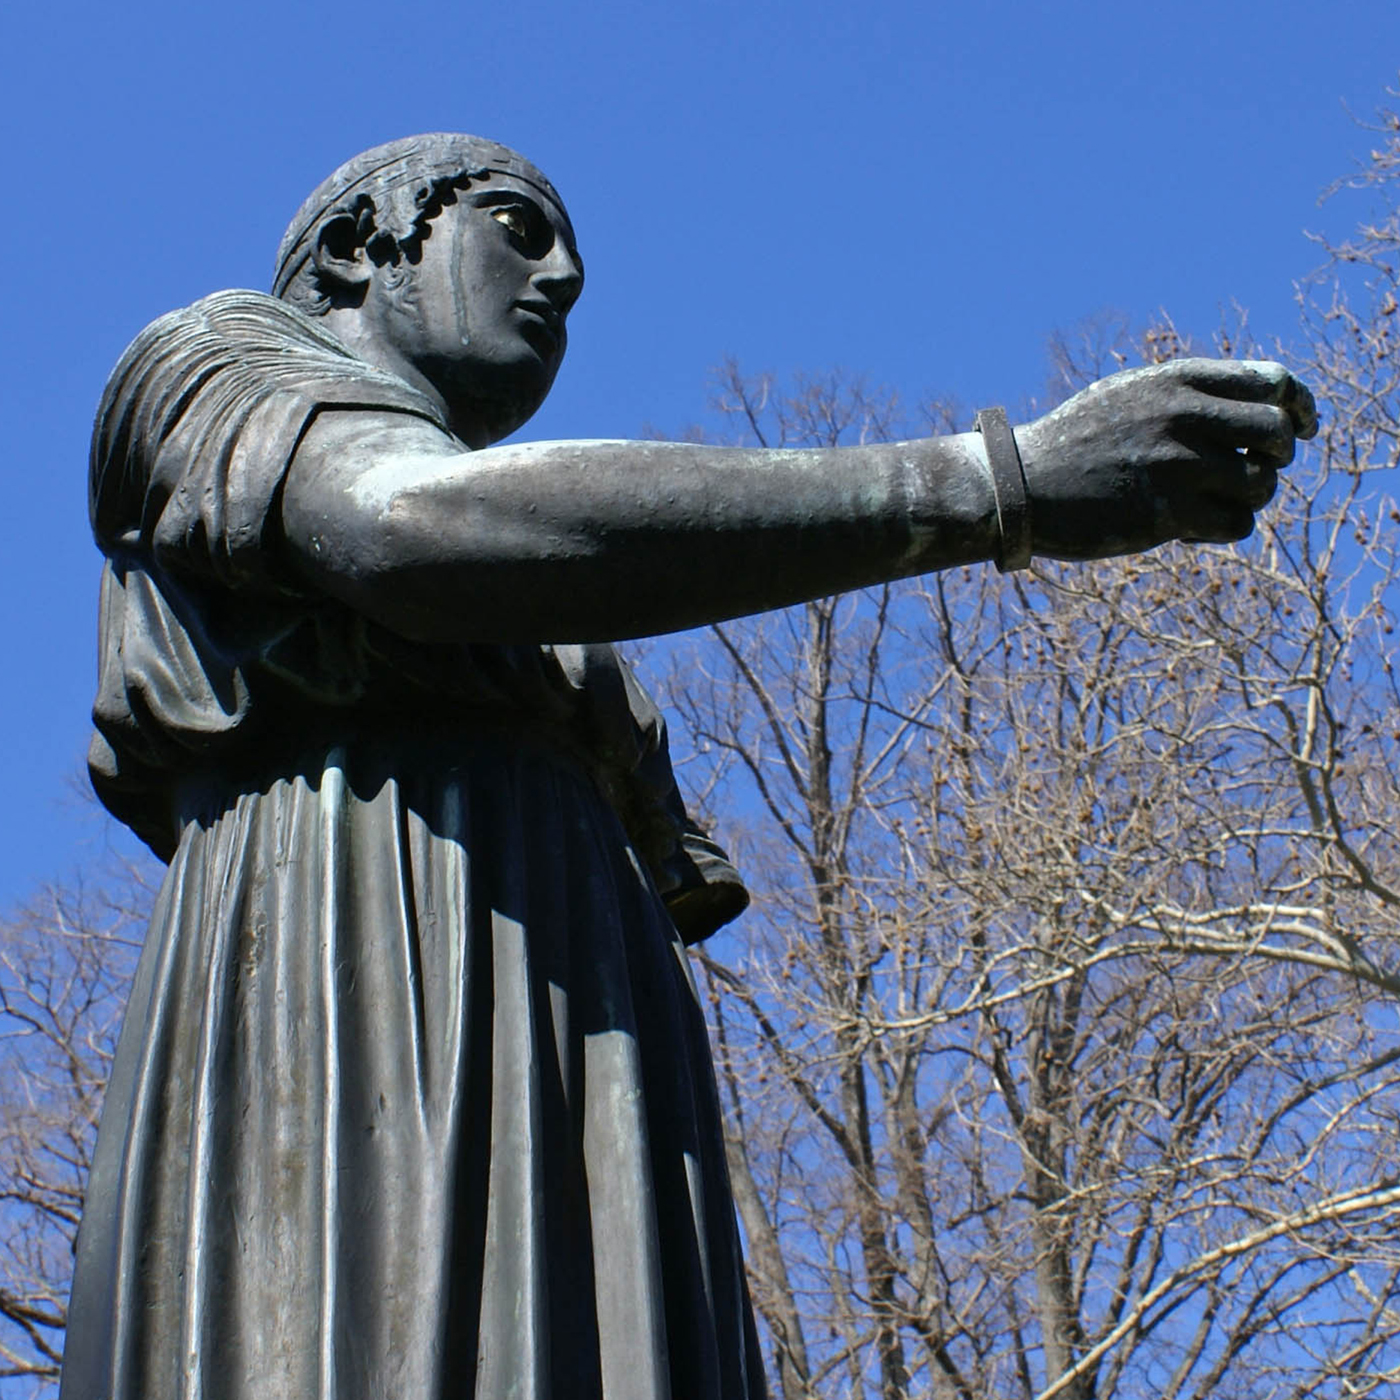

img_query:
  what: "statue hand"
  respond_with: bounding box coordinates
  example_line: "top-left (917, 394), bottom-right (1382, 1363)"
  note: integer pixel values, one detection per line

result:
top-left (1015, 359), bottom-right (1318, 560)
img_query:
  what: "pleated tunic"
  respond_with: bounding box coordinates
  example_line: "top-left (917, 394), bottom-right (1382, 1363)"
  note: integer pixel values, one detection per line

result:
top-left (63, 292), bottom-right (766, 1400)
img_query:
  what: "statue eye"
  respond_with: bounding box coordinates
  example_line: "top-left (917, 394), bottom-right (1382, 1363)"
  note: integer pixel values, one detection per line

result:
top-left (490, 206), bottom-right (530, 241)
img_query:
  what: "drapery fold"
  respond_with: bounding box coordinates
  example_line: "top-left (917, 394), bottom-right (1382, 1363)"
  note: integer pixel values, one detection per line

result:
top-left (64, 737), bottom-right (765, 1400)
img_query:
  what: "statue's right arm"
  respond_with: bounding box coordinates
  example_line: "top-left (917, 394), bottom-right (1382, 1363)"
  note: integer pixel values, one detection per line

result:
top-left (279, 410), bottom-right (1003, 642)
top-left (278, 358), bottom-right (1316, 645)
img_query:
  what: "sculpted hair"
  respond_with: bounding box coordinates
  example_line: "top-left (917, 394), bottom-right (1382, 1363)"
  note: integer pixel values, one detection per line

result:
top-left (273, 133), bottom-right (568, 315)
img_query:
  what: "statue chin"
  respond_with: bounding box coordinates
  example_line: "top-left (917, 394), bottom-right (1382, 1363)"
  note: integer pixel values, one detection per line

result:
top-left (445, 359), bottom-right (560, 446)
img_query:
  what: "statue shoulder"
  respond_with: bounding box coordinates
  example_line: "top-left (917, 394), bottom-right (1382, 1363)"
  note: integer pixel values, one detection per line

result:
top-left (102, 289), bottom-right (353, 388)
top-left (90, 291), bottom-right (443, 542)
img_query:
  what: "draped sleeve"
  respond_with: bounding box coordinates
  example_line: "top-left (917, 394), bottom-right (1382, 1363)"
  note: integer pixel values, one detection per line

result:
top-left (88, 291), bottom-right (451, 856)
top-left (547, 643), bottom-right (749, 943)
top-left (91, 290), bottom-right (447, 591)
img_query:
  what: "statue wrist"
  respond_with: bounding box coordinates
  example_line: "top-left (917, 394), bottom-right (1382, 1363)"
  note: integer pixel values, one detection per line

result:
top-left (973, 407), bottom-right (1033, 571)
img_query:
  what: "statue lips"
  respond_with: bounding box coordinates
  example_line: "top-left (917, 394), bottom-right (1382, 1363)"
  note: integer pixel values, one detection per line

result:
top-left (514, 299), bottom-right (563, 359)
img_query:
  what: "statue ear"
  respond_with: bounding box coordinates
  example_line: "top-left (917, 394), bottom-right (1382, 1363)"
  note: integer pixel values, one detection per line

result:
top-left (310, 214), bottom-right (372, 294)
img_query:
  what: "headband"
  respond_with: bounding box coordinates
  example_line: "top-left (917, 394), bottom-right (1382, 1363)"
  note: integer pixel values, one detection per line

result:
top-left (272, 134), bottom-right (569, 297)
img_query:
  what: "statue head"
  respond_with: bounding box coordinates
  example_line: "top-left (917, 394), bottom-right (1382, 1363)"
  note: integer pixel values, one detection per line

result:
top-left (274, 134), bottom-right (583, 446)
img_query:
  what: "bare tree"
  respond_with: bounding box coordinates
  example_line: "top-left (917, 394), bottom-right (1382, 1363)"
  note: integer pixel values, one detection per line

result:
top-left (653, 114), bottom-right (1400, 1391)
top-left (0, 865), bottom-right (145, 1392)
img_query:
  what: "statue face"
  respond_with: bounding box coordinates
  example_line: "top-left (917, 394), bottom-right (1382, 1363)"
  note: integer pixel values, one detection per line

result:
top-left (382, 173), bottom-right (584, 443)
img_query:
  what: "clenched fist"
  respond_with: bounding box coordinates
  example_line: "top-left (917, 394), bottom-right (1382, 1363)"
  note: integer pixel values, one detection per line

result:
top-left (1016, 359), bottom-right (1318, 560)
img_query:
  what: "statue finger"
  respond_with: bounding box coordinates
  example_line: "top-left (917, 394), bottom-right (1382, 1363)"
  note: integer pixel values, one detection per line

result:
top-left (1176, 498), bottom-right (1258, 544)
top-left (1172, 359), bottom-right (1317, 437)
top-left (1160, 449), bottom-right (1260, 541)
top-left (1214, 401), bottom-right (1297, 468)
top-left (1241, 457), bottom-right (1279, 509)
top-left (1283, 375), bottom-right (1319, 440)
top-left (1175, 394), bottom-right (1296, 474)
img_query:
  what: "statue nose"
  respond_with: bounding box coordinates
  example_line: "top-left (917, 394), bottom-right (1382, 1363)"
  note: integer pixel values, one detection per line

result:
top-left (535, 245), bottom-right (583, 313)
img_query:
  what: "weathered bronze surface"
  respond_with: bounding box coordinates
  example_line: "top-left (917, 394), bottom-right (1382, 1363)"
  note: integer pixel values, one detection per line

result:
top-left (64, 133), bottom-right (1316, 1400)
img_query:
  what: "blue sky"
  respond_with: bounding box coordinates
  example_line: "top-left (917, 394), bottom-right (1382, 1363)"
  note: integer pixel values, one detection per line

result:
top-left (1, 0), bottom-right (1396, 908)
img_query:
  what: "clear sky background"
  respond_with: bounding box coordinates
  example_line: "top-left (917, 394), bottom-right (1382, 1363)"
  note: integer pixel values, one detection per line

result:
top-left (1, 0), bottom-right (1396, 912)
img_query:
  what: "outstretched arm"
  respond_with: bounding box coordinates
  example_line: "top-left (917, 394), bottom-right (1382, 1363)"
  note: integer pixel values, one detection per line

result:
top-left (279, 358), bottom-right (1316, 644)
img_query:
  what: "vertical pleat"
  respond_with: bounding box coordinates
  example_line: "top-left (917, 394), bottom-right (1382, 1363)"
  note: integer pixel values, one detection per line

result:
top-left (317, 757), bottom-right (344, 1400)
top-left (61, 737), bottom-right (766, 1400)
top-left (478, 911), bottom-right (547, 1399)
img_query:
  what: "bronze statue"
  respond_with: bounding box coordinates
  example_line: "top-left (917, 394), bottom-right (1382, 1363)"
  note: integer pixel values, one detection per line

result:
top-left (65, 134), bottom-right (1316, 1400)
